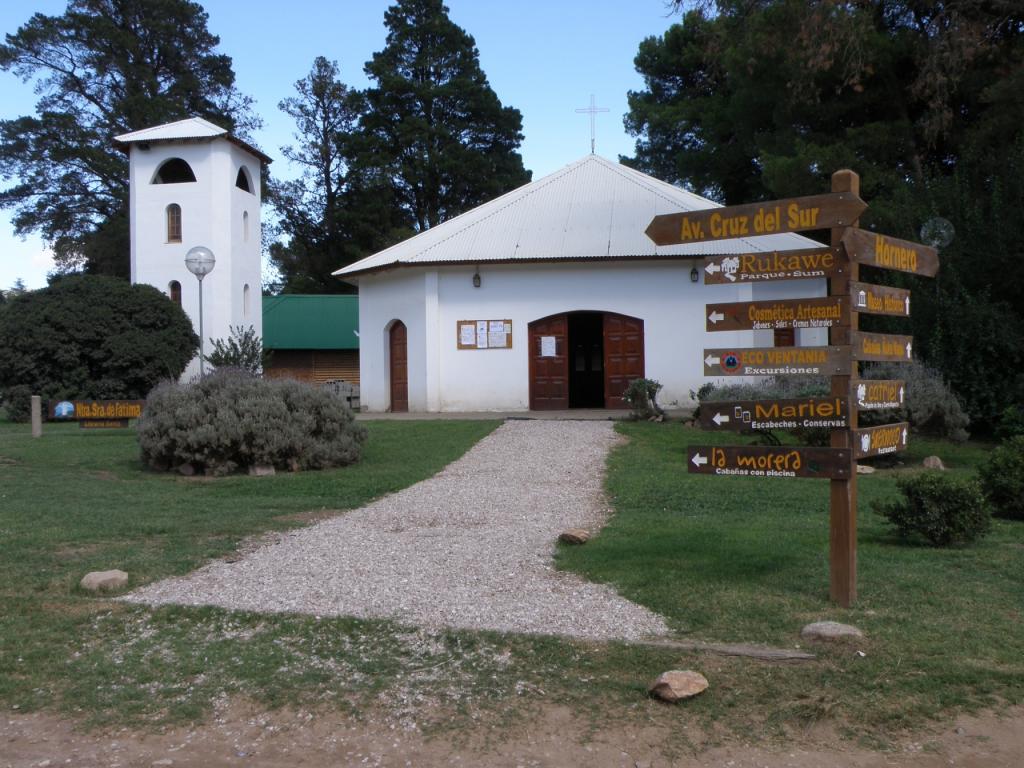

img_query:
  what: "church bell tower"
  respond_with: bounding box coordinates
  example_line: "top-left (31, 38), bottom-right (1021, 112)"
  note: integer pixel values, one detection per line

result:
top-left (115, 117), bottom-right (270, 378)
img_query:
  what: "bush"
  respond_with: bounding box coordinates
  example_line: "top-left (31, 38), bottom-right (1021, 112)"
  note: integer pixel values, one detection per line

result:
top-left (623, 378), bottom-right (665, 420)
top-left (861, 360), bottom-right (969, 442)
top-left (995, 405), bottom-right (1024, 441)
top-left (138, 370), bottom-right (367, 476)
top-left (873, 473), bottom-right (991, 546)
top-left (978, 435), bottom-right (1024, 520)
top-left (0, 275), bottom-right (197, 421)
top-left (206, 325), bottom-right (269, 375)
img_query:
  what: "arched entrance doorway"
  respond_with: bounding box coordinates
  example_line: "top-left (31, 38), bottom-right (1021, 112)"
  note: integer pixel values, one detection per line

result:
top-left (389, 321), bottom-right (408, 412)
top-left (528, 311), bottom-right (644, 410)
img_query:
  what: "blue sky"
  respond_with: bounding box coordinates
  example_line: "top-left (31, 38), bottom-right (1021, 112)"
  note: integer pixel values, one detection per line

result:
top-left (0, 0), bottom-right (679, 289)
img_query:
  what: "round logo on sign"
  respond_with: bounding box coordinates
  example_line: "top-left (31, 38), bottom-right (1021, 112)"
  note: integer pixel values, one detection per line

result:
top-left (54, 401), bottom-right (75, 419)
top-left (722, 351), bottom-right (741, 374)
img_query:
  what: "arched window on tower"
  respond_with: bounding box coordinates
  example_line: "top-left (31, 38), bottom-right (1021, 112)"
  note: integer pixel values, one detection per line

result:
top-left (243, 284), bottom-right (251, 319)
top-left (168, 280), bottom-right (182, 306)
top-left (152, 158), bottom-right (197, 184)
top-left (243, 210), bottom-right (249, 242)
top-left (166, 204), bottom-right (182, 243)
top-left (235, 166), bottom-right (253, 193)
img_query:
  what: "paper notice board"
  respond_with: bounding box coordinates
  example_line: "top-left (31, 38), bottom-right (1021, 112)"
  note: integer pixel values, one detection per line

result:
top-left (457, 319), bottom-right (513, 349)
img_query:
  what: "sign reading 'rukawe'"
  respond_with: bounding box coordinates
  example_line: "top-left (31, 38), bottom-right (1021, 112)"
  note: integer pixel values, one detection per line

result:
top-left (702, 247), bottom-right (843, 284)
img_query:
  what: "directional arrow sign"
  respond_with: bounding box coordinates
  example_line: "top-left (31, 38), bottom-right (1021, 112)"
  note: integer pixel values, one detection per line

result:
top-left (854, 379), bottom-right (906, 410)
top-left (850, 281), bottom-right (911, 317)
top-left (854, 422), bottom-right (910, 459)
top-left (851, 332), bottom-right (914, 362)
top-left (687, 446), bottom-right (850, 479)
top-left (702, 247), bottom-right (844, 285)
top-left (705, 296), bottom-right (848, 332)
top-left (704, 346), bottom-right (850, 376)
top-left (646, 192), bottom-right (867, 246)
top-left (699, 397), bottom-right (849, 432)
top-left (842, 229), bottom-right (939, 277)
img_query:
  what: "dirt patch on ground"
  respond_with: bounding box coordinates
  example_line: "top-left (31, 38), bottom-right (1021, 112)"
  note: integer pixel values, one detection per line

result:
top-left (272, 508), bottom-right (346, 526)
top-left (3, 701), bottom-right (1022, 767)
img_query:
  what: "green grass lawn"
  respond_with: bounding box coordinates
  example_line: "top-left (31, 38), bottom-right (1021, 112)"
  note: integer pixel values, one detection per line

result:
top-left (558, 423), bottom-right (1024, 732)
top-left (0, 416), bottom-right (1020, 742)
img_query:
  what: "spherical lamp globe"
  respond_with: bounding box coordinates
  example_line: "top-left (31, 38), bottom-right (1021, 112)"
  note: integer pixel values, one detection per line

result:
top-left (185, 246), bottom-right (216, 279)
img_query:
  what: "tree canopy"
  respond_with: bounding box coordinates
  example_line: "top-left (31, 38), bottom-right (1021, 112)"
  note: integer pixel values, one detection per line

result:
top-left (627, 0), bottom-right (1024, 431)
top-left (0, 275), bottom-right (198, 421)
top-left (0, 0), bottom-right (257, 277)
top-left (355, 0), bottom-right (531, 231)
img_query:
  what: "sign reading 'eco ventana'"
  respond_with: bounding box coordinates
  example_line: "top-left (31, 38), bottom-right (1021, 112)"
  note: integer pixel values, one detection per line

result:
top-left (699, 397), bottom-right (849, 432)
top-left (705, 296), bottom-right (848, 332)
top-left (702, 247), bottom-right (843, 284)
top-left (703, 346), bottom-right (850, 377)
top-left (645, 192), bottom-right (867, 246)
top-left (687, 446), bottom-right (851, 479)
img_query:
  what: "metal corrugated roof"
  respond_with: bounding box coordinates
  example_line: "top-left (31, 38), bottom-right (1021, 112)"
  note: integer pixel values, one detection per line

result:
top-left (334, 154), bottom-right (823, 278)
top-left (262, 295), bottom-right (359, 350)
top-left (113, 117), bottom-right (272, 164)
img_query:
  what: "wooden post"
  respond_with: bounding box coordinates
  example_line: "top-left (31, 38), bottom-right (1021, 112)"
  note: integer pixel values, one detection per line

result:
top-left (31, 395), bottom-right (42, 438)
top-left (830, 170), bottom-right (859, 606)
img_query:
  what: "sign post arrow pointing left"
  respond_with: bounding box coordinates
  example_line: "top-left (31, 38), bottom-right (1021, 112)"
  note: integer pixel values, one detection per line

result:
top-left (708, 311), bottom-right (725, 325)
top-left (705, 261), bottom-right (720, 275)
top-left (705, 354), bottom-right (720, 367)
top-left (712, 412), bottom-right (730, 426)
top-left (691, 452), bottom-right (708, 467)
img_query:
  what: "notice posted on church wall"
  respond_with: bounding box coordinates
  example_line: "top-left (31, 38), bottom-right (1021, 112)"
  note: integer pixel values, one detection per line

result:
top-left (457, 319), bottom-right (513, 350)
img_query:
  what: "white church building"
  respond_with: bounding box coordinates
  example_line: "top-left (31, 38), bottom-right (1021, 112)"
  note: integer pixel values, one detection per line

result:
top-left (336, 154), bottom-right (828, 413)
top-left (115, 117), bottom-right (270, 378)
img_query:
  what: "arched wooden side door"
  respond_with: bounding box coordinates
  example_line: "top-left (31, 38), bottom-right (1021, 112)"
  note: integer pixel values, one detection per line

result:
top-left (389, 321), bottom-right (408, 412)
top-left (528, 314), bottom-right (568, 410)
top-left (603, 313), bottom-right (644, 409)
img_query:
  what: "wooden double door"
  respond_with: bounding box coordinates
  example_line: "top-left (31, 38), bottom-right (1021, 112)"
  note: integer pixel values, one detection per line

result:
top-left (528, 311), bottom-right (644, 410)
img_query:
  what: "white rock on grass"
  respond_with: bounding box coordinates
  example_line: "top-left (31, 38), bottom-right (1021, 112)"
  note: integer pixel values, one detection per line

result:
top-left (648, 670), bottom-right (709, 703)
top-left (923, 455), bottom-right (947, 470)
top-left (80, 570), bottom-right (128, 592)
top-left (801, 621), bottom-right (864, 641)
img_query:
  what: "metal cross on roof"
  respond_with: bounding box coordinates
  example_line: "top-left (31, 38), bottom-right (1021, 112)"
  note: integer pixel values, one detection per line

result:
top-left (575, 94), bottom-right (610, 154)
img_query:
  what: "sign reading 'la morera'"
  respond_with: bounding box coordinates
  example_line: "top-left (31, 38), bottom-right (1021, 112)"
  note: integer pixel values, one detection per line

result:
top-left (704, 346), bottom-right (850, 376)
top-left (855, 379), bottom-right (906, 410)
top-left (687, 445), bottom-right (851, 479)
top-left (850, 281), bottom-right (910, 317)
top-left (842, 229), bottom-right (939, 277)
top-left (706, 296), bottom-right (848, 332)
top-left (645, 192), bottom-right (867, 246)
top-left (851, 331), bottom-right (913, 362)
top-left (699, 397), bottom-right (849, 432)
top-left (854, 422), bottom-right (910, 459)
top-left (702, 247), bottom-right (843, 284)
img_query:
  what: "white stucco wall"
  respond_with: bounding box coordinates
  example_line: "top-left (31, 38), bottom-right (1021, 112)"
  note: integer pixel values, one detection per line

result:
top-left (357, 260), bottom-right (827, 412)
top-left (129, 138), bottom-right (263, 379)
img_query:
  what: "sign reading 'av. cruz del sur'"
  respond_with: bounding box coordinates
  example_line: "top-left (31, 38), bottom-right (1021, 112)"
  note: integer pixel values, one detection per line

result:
top-left (645, 171), bottom-right (939, 608)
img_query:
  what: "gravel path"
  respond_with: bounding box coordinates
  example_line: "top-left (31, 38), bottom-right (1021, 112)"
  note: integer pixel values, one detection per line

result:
top-left (123, 420), bottom-right (669, 641)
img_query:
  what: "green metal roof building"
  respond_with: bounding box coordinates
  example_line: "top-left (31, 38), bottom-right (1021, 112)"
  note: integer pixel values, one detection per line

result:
top-left (262, 295), bottom-right (360, 383)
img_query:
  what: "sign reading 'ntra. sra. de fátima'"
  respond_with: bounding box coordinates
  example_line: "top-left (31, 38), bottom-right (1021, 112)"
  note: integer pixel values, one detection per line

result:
top-left (50, 400), bottom-right (143, 427)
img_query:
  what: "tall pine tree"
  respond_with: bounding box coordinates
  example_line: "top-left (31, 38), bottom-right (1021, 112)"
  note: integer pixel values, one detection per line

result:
top-left (354, 0), bottom-right (531, 231)
top-left (0, 0), bottom-right (257, 277)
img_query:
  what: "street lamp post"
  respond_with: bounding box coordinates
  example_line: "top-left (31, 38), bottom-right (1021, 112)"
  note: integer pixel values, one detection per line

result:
top-left (184, 246), bottom-right (216, 377)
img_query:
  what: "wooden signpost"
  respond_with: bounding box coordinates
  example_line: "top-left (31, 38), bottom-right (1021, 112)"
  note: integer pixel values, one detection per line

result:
top-left (647, 169), bottom-right (939, 608)
top-left (702, 247), bottom-right (844, 284)
top-left (850, 282), bottom-right (910, 317)
top-left (645, 192), bottom-right (868, 246)
top-left (705, 296), bottom-right (848, 332)
top-left (855, 379), bottom-right (905, 410)
top-left (687, 446), bottom-right (851, 480)
top-left (698, 396), bottom-right (849, 432)
top-left (703, 346), bottom-right (849, 376)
